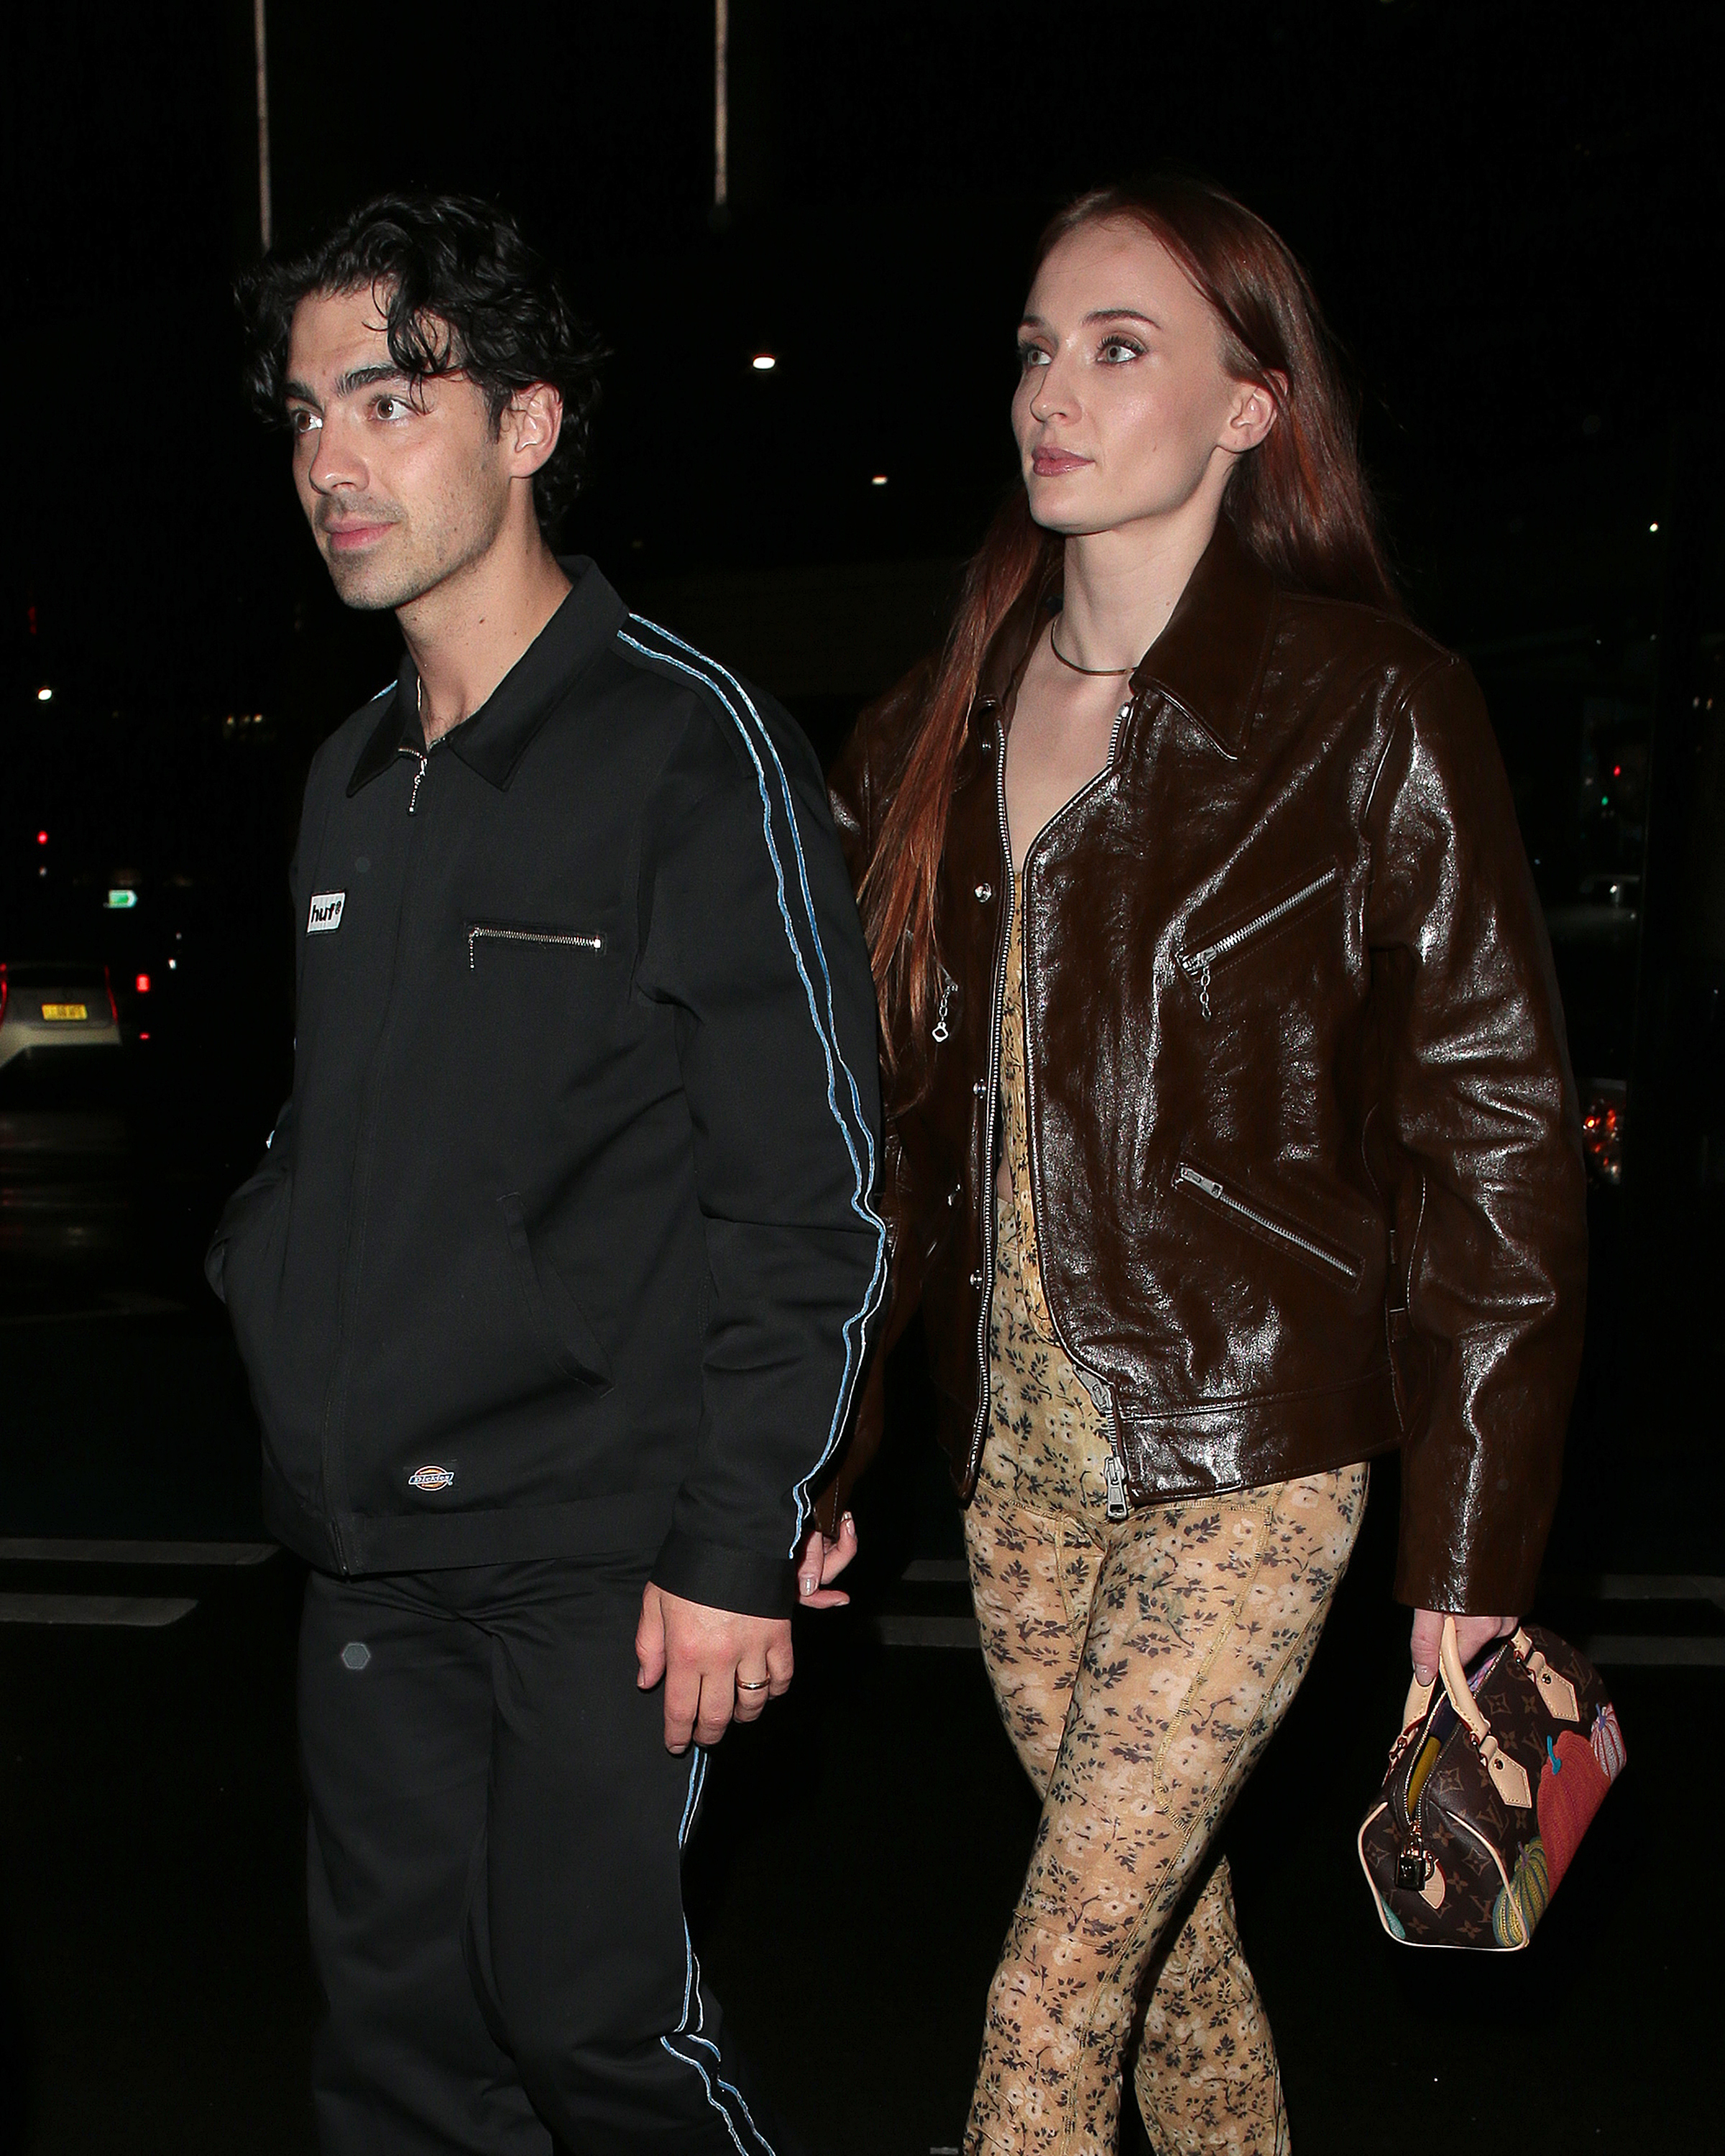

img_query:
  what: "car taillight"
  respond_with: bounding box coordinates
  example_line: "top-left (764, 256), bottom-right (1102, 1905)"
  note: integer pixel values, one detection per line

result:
top-left (135, 973), bottom-right (151, 995)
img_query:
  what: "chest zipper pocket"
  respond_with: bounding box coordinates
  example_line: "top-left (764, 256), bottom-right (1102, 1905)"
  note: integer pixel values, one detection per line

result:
top-left (467, 923), bottom-right (605, 969)
top-left (1172, 1161), bottom-right (1361, 1287)
top-left (1181, 865), bottom-right (1340, 1021)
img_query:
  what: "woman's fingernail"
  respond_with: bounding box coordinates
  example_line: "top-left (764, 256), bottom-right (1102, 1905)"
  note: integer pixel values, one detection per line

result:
top-left (799, 1578), bottom-right (816, 1598)
top-left (842, 1512), bottom-right (855, 1529)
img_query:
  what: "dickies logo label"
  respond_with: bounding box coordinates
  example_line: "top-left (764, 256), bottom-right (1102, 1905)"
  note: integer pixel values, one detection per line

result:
top-left (408, 1463), bottom-right (455, 1493)
top-left (308, 891), bottom-right (346, 934)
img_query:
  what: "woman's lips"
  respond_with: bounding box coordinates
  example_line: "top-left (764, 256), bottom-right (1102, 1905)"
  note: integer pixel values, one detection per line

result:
top-left (1031, 447), bottom-right (1090, 477)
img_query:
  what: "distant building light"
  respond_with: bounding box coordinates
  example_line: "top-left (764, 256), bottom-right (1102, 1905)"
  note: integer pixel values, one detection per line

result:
top-left (167, 958), bottom-right (178, 971)
top-left (135, 974), bottom-right (151, 994)
top-left (871, 474), bottom-right (889, 487)
top-left (36, 830), bottom-right (48, 845)
top-left (138, 1031), bottom-right (150, 1042)
top-left (37, 686), bottom-right (52, 701)
top-left (750, 353), bottom-right (777, 371)
top-left (1600, 795), bottom-right (1610, 808)
top-left (1648, 521), bottom-right (1659, 533)
top-left (105, 889), bottom-right (139, 910)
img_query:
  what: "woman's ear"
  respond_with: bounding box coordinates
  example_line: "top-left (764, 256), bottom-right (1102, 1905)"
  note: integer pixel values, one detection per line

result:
top-left (1225, 372), bottom-right (1284, 455)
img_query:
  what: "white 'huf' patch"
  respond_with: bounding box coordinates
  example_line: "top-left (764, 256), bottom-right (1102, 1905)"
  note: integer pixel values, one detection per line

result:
top-left (308, 891), bottom-right (346, 934)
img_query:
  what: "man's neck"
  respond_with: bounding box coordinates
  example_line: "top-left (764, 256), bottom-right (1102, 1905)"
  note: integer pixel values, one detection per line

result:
top-left (399, 522), bottom-right (572, 745)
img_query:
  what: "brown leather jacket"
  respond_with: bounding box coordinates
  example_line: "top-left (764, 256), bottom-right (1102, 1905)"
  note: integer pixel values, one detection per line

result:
top-left (825, 519), bottom-right (1587, 1615)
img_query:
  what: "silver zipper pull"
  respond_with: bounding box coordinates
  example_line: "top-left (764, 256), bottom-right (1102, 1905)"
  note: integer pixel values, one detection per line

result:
top-left (1197, 957), bottom-right (1211, 1021)
top-left (408, 754), bottom-right (428, 815)
top-left (1103, 1452), bottom-right (1129, 1522)
top-left (932, 972), bottom-right (954, 1044)
top-left (1174, 1164), bottom-right (1224, 1201)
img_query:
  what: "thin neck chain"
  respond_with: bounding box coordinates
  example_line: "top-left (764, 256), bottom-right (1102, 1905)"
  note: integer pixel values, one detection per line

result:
top-left (1048, 619), bottom-right (1132, 677)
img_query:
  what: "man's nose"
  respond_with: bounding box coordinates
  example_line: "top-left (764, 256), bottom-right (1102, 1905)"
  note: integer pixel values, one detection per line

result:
top-left (308, 419), bottom-right (365, 495)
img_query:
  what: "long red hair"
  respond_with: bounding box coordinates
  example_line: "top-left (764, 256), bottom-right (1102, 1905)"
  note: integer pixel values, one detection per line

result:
top-left (860, 176), bottom-right (1399, 1084)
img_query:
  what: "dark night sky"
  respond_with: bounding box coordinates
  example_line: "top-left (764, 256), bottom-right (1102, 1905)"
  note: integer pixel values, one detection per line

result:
top-left (1, 0), bottom-right (1719, 721)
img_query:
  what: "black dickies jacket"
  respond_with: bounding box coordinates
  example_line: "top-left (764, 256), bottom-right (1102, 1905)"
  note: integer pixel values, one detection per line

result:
top-left (207, 561), bottom-right (885, 1617)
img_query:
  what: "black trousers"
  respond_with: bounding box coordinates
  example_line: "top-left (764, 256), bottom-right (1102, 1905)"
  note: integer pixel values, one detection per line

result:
top-left (298, 1555), bottom-right (783, 2155)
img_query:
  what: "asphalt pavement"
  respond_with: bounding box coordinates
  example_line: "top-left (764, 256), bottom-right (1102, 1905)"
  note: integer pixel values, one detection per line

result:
top-left (0, 1110), bottom-right (1719, 2154)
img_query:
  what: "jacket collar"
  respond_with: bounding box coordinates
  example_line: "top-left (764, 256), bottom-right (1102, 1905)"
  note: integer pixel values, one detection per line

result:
top-left (1128, 516), bottom-right (1278, 759)
top-left (972, 515), bottom-right (1278, 760)
top-left (347, 556), bottom-right (627, 797)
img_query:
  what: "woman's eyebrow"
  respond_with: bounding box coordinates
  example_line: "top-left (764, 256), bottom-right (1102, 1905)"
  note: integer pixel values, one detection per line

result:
top-left (1016, 308), bottom-right (1162, 333)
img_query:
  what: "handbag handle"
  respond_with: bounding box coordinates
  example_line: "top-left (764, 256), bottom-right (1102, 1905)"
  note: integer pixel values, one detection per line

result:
top-left (1398, 1617), bottom-right (1532, 1808)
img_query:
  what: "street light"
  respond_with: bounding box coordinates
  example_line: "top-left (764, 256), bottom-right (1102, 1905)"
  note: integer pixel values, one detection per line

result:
top-left (37, 686), bottom-right (52, 701)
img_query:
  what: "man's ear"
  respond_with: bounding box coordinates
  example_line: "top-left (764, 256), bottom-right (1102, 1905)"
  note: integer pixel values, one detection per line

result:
top-left (505, 382), bottom-right (564, 478)
top-left (1225, 371), bottom-right (1283, 455)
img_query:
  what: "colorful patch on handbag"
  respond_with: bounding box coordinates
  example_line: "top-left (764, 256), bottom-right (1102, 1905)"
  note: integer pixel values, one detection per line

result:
top-left (1491, 1837), bottom-right (1550, 1947)
top-left (1590, 1703), bottom-right (1627, 1784)
top-left (1537, 1729), bottom-right (1609, 1890)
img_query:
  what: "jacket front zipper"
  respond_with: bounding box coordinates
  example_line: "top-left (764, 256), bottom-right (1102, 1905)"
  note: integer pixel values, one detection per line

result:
top-left (1172, 1161), bottom-right (1359, 1283)
top-left (467, 924), bottom-right (604, 969)
top-left (971, 695), bottom-right (1136, 1483)
top-left (320, 747), bottom-right (437, 1570)
top-left (1182, 864), bottom-right (1340, 1019)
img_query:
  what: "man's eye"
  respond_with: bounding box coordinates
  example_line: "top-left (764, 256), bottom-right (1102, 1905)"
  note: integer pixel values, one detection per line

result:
top-left (373, 395), bottom-right (412, 421)
top-left (289, 409), bottom-right (321, 437)
top-left (1018, 344), bottom-right (1051, 371)
top-left (1099, 338), bottom-right (1144, 364)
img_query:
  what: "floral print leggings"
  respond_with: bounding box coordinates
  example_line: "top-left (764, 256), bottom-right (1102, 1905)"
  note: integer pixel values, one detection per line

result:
top-left (963, 883), bottom-right (1368, 2155)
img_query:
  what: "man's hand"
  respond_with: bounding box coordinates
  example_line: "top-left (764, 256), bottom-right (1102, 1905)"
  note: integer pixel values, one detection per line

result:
top-left (795, 1511), bottom-right (859, 1608)
top-left (1410, 1608), bottom-right (1517, 1687)
top-left (635, 1584), bottom-right (793, 1754)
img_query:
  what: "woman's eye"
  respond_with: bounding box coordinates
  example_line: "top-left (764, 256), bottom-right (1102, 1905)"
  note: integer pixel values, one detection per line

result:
top-left (1017, 344), bottom-right (1052, 371)
top-left (1098, 338), bottom-right (1144, 364)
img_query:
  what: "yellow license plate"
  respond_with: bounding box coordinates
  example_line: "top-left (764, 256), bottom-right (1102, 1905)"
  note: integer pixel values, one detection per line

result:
top-left (41, 1003), bottom-right (88, 1021)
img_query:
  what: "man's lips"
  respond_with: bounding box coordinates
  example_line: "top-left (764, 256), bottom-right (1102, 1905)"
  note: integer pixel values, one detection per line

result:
top-left (1031, 446), bottom-right (1091, 477)
top-left (323, 520), bottom-right (395, 552)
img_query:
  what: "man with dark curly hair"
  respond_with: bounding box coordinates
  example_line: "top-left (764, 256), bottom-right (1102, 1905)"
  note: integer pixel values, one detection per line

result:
top-left (211, 193), bottom-right (881, 2154)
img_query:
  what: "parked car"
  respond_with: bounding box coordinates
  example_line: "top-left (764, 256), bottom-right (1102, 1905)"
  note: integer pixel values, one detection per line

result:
top-left (0, 961), bottom-right (124, 1104)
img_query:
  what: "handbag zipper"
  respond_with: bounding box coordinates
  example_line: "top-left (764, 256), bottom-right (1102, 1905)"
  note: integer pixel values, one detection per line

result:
top-left (1181, 865), bottom-right (1340, 1019)
top-left (1172, 1161), bottom-right (1360, 1283)
top-left (467, 924), bottom-right (605, 969)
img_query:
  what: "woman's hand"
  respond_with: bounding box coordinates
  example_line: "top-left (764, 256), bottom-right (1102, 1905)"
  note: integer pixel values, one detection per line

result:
top-left (1410, 1608), bottom-right (1517, 1687)
top-left (795, 1512), bottom-right (860, 1608)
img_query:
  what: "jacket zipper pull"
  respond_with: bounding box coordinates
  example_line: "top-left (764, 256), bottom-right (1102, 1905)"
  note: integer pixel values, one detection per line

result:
top-left (1196, 955), bottom-right (1212, 1021)
top-left (408, 752), bottom-right (429, 815)
top-left (932, 972), bottom-right (954, 1044)
top-left (1103, 1451), bottom-right (1130, 1523)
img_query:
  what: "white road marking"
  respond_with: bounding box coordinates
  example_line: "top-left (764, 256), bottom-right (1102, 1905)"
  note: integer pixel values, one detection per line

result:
top-left (0, 1594), bottom-right (197, 1628)
top-left (0, 1539), bottom-right (276, 1567)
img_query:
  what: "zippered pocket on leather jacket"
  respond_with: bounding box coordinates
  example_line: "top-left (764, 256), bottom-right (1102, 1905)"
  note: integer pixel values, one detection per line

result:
top-left (466, 923), bottom-right (605, 969)
top-left (1172, 1161), bottom-right (1361, 1286)
top-left (1180, 865), bottom-right (1340, 1020)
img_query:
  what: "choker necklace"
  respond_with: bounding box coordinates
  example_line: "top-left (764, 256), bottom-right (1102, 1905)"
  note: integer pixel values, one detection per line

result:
top-left (1049, 620), bottom-right (1132, 677)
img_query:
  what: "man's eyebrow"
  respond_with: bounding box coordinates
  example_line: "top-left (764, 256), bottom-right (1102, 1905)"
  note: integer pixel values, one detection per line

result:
top-left (283, 363), bottom-right (414, 407)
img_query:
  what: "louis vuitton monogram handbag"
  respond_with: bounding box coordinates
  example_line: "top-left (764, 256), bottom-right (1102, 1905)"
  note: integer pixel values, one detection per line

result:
top-left (1358, 1615), bottom-right (1626, 1949)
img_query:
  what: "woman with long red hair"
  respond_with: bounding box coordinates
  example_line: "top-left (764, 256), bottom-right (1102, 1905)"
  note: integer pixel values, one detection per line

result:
top-left (805, 178), bottom-right (1586, 2151)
